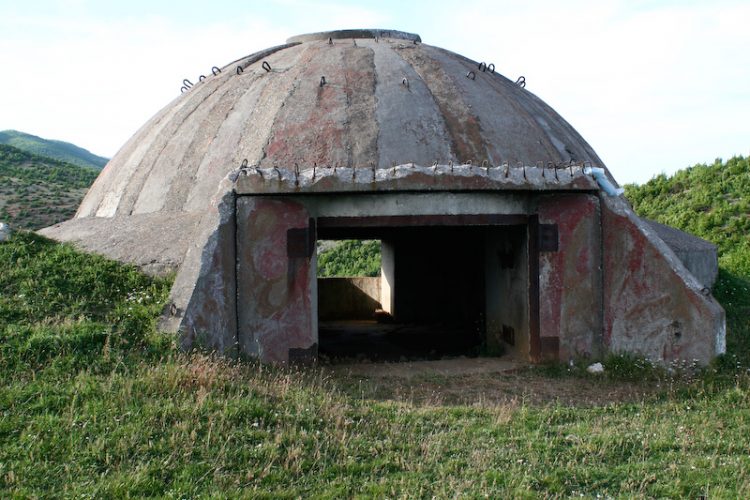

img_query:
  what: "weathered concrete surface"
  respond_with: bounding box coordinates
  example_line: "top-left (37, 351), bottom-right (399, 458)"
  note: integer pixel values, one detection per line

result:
top-left (236, 197), bottom-right (317, 363)
top-left (537, 194), bottom-right (603, 360)
top-left (318, 277), bottom-right (381, 320)
top-left (39, 28), bottom-right (724, 366)
top-left (162, 173), bottom-right (238, 356)
top-left (234, 163), bottom-right (599, 195)
top-left (644, 219), bottom-right (719, 289)
top-left (601, 196), bottom-right (725, 364)
top-left (39, 212), bottom-right (201, 275)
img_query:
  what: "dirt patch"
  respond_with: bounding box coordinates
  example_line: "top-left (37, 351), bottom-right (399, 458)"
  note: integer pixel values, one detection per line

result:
top-left (324, 357), bottom-right (661, 407)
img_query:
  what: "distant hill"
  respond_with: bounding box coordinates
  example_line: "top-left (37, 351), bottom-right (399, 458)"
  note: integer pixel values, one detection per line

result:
top-left (624, 155), bottom-right (749, 277)
top-left (0, 144), bottom-right (98, 230)
top-left (0, 130), bottom-right (108, 170)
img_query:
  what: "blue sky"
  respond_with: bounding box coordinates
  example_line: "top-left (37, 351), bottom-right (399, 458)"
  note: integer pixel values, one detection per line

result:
top-left (1, 0), bottom-right (748, 184)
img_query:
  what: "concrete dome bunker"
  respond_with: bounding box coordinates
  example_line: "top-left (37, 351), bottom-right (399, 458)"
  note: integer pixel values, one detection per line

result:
top-left (40, 29), bottom-right (725, 365)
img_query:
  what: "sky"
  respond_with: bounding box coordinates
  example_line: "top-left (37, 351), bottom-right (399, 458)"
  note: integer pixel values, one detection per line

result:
top-left (0, 0), bottom-right (748, 184)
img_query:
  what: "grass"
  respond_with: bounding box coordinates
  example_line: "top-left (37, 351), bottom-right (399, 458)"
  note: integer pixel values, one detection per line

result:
top-left (2, 231), bottom-right (750, 497)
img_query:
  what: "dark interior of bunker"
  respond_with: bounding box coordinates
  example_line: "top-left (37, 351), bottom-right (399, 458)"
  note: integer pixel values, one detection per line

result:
top-left (316, 222), bottom-right (530, 363)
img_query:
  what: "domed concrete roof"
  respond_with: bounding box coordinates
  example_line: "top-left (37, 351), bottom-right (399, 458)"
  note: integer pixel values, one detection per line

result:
top-left (76, 28), bottom-right (605, 220)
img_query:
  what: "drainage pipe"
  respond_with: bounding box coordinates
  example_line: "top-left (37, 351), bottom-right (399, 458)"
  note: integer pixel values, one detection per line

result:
top-left (583, 166), bottom-right (624, 196)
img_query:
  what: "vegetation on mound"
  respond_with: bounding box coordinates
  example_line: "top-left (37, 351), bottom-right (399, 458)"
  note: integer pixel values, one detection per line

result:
top-left (625, 154), bottom-right (750, 276)
top-left (0, 129), bottom-right (108, 170)
top-left (0, 144), bottom-right (98, 230)
top-left (317, 240), bottom-right (381, 277)
top-left (2, 232), bottom-right (750, 497)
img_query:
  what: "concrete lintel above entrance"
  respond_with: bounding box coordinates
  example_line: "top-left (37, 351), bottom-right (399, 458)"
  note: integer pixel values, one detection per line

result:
top-left (234, 163), bottom-right (600, 195)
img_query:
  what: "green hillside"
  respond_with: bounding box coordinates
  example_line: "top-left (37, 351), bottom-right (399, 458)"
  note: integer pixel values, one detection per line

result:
top-left (0, 129), bottom-right (108, 170)
top-left (625, 155), bottom-right (750, 276)
top-left (0, 144), bottom-right (98, 230)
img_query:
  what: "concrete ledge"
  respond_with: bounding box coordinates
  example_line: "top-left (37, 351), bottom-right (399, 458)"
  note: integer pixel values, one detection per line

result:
top-left (234, 163), bottom-right (600, 195)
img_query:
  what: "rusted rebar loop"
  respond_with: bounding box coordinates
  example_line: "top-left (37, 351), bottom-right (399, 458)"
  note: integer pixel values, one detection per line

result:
top-left (236, 66), bottom-right (244, 75)
top-left (466, 71), bottom-right (476, 80)
top-left (262, 61), bottom-right (271, 72)
top-left (212, 66), bottom-right (221, 76)
top-left (488, 63), bottom-right (495, 74)
top-left (478, 62), bottom-right (487, 72)
top-left (199, 75), bottom-right (206, 82)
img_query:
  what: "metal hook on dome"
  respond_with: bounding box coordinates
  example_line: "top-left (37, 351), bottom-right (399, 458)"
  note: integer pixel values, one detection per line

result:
top-left (466, 71), bottom-right (476, 80)
top-left (180, 86), bottom-right (189, 93)
top-left (352, 167), bottom-right (356, 181)
top-left (504, 162), bottom-right (510, 178)
top-left (255, 166), bottom-right (263, 179)
top-left (199, 75), bottom-right (206, 82)
top-left (488, 63), bottom-right (495, 74)
top-left (294, 163), bottom-right (300, 186)
top-left (515, 76), bottom-right (526, 88)
top-left (482, 159), bottom-right (489, 172)
top-left (353, 39), bottom-right (357, 47)
top-left (212, 66), bottom-right (221, 76)
top-left (240, 159), bottom-right (248, 169)
top-left (182, 78), bottom-right (194, 88)
top-left (328, 37), bottom-right (333, 45)
top-left (372, 164), bottom-right (377, 182)
top-left (312, 162), bottom-right (317, 181)
top-left (432, 160), bottom-right (438, 172)
top-left (522, 163), bottom-right (527, 180)
top-left (449, 159), bottom-right (454, 173)
top-left (320, 76), bottom-right (326, 87)
top-left (262, 61), bottom-right (271, 72)
top-left (478, 62), bottom-right (487, 72)
top-left (236, 66), bottom-right (244, 75)
top-left (402, 77), bottom-right (409, 89)
top-left (274, 166), bottom-right (282, 180)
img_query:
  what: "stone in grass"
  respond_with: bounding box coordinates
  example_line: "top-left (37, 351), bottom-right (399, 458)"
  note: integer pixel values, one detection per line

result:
top-left (587, 362), bottom-right (605, 374)
top-left (0, 222), bottom-right (11, 243)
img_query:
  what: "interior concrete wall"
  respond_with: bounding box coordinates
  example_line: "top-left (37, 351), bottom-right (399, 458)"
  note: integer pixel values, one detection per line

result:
top-left (318, 277), bottom-right (381, 320)
top-left (380, 240), bottom-right (396, 315)
top-left (484, 226), bottom-right (529, 357)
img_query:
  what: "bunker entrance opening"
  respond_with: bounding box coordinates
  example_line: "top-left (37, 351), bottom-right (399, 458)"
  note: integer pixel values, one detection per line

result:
top-left (315, 218), bottom-right (531, 363)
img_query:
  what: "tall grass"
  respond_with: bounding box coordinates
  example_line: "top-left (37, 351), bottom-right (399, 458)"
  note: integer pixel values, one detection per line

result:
top-left (2, 231), bottom-right (750, 496)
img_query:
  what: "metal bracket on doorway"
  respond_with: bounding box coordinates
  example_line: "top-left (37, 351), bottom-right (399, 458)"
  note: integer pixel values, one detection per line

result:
top-left (287, 218), bottom-right (317, 258)
top-left (539, 224), bottom-right (559, 252)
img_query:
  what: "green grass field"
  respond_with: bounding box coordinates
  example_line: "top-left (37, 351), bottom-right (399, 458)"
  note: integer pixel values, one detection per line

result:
top-left (1, 155), bottom-right (749, 496)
